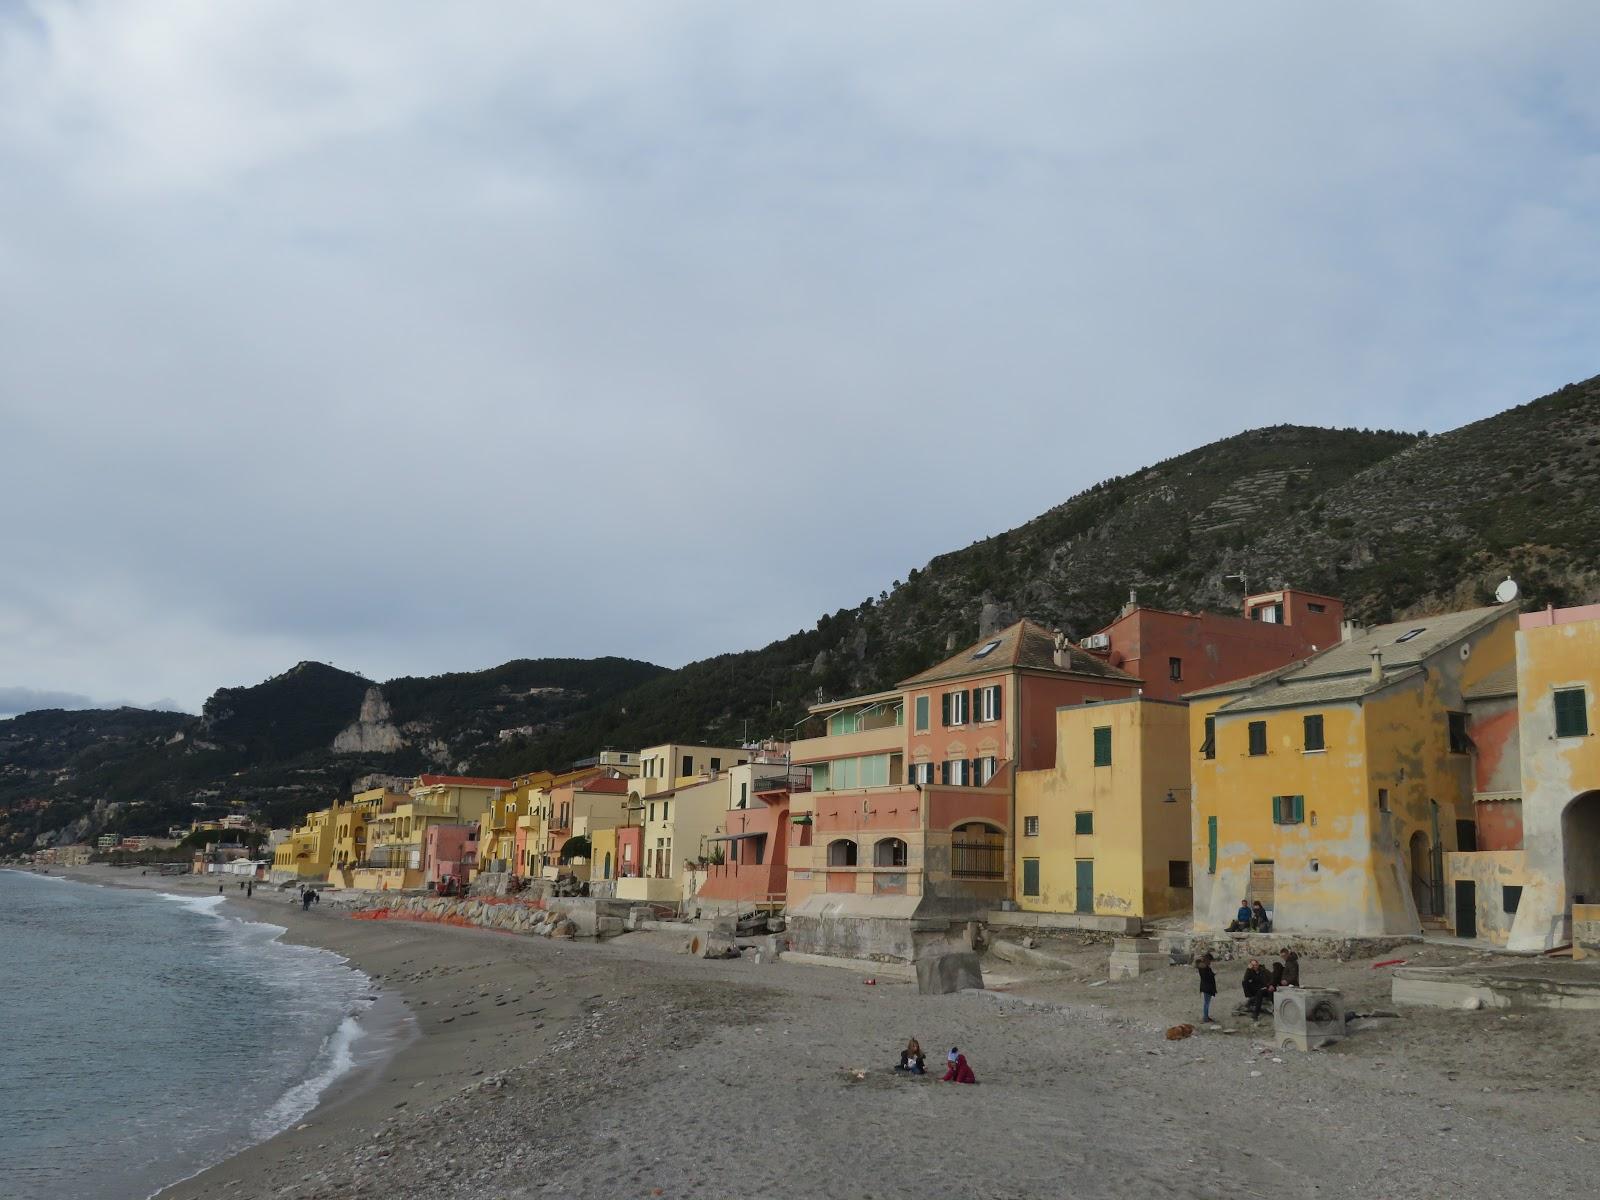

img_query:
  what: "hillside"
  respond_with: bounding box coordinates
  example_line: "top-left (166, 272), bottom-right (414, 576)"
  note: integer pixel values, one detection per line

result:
top-left (6, 373), bottom-right (1597, 851)
top-left (0, 657), bottom-right (666, 851)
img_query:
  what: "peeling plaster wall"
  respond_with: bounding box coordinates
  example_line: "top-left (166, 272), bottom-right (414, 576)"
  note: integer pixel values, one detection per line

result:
top-left (1508, 617), bottom-right (1600, 952)
top-left (1445, 850), bottom-right (1528, 945)
top-left (1192, 609), bottom-right (1518, 937)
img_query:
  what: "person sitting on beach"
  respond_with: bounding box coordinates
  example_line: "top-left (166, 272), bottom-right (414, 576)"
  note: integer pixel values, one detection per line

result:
top-left (1272, 948), bottom-right (1299, 989)
top-left (1251, 901), bottom-right (1272, 933)
top-left (941, 1048), bottom-right (977, 1084)
top-left (1226, 900), bottom-right (1252, 932)
top-left (896, 1038), bottom-right (926, 1074)
top-left (1241, 959), bottom-right (1270, 1020)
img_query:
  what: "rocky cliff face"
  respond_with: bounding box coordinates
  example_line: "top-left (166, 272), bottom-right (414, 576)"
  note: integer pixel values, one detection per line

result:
top-left (332, 687), bottom-right (406, 754)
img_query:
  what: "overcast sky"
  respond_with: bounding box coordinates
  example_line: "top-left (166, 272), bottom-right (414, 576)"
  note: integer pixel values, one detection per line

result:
top-left (2, 2), bottom-right (1598, 717)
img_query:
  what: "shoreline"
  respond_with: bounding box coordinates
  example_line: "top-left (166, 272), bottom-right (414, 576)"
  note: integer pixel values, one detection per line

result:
top-left (30, 865), bottom-right (1600, 1199)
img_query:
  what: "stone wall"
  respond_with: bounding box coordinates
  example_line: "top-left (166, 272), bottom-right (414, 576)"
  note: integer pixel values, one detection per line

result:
top-left (350, 894), bottom-right (631, 939)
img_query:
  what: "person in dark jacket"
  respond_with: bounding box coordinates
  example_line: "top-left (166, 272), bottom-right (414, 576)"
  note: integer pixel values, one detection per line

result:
top-left (1196, 954), bottom-right (1218, 1023)
top-left (895, 1038), bottom-right (926, 1074)
top-left (1242, 959), bottom-right (1270, 1020)
top-left (1273, 948), bottom-right (1300, 989)
top-left (1250, 901), bottom-right (1272, 933)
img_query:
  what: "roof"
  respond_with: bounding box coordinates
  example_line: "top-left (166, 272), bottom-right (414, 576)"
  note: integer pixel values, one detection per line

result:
top-left (415, 774), bottom-right (514, 790)
top-left (805, 689), bottom-right (903, 716)
top-left (574, 774), bottom-right (629, 794)
top-left (1208, 605), bottom-right (1513, 716)
top-left (898, 619), bottom-right (1140, 689)
top-left (1463, 663), bottom-right (1518, 701)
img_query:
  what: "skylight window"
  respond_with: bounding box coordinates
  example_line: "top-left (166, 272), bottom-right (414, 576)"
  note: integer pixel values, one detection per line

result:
top-left (972, 639), bottom-right (1002, 659)
top-left (1394, 628), bottom-right (1426, 643)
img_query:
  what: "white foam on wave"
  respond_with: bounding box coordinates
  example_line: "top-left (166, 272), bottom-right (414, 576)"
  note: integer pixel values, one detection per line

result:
top-left (254, 1012), bottom-right (368, 1138)
top-left (1, 867), bottom-right (68, 882)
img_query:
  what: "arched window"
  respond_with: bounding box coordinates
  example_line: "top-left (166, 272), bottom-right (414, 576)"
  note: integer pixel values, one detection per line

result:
top-left (603, 852), bottom-right (613, 880)
top-left (874, 838), bottom-right (908, 868)
top-left (827, 839), bottom-right (858, 867)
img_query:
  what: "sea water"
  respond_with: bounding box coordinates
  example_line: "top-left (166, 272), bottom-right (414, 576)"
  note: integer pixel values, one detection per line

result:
top-left (0, 870), bottom-right (381, 1200)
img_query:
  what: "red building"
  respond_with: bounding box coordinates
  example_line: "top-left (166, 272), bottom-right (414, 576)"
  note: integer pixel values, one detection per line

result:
top-left (423, 823), bottom-right (477, 892)
top-left (1082, 588), bottom-right (1345, 703)
top-left (695, 765), bottom-right (808, 911)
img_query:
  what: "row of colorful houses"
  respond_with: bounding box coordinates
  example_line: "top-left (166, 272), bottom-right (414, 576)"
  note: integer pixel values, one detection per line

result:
top-left (265, 583), bottom-right (1599, 960)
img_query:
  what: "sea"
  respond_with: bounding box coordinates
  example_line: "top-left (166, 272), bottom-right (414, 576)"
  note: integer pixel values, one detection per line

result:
top-left (0, 869), bottom-right (394, 1200)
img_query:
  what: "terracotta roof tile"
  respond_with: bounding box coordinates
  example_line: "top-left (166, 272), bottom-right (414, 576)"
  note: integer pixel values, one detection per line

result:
top-left (898, 619), bottom-right (1139, 688)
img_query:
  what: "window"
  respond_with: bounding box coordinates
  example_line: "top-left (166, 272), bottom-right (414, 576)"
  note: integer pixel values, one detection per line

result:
top-left (975, 756), bottom-right (998, 785)
top-left (973, 638), bottom-right (1002, 659)
top-left (1201, 716), bottom-right (1216, 760)
top-left (1503, 884), bottom-right (1523, 914)
top-left (1023, 816), bottom-right (1039, 837)
top-left (1169, 657), bottom-right (1183, 682)
top-left (1074, 811), bottom-right (1094, 835)
top-left (681, 754), bottom-right (693, 777)
top-left (1272, 795), bottom-right (1306, 825)
top-left (1456, 819), bottom-right (1477, 853)
top-left (1303, 714), bottom-right (1325, 752)
top-left (979, 685), bottom-right (1003, 722)
top-left (826, 839), bottom-right (857, 867)
top-left (1169, 860), bottom-right (1191, 889)
top-left (1308, 602), bottom-right (1327, 613)
top-left (874, 838), bottom-right (907, 868)
top-left (1394, 628), bottom-right (1426, 643)
top-left (915, 695), bottom-right (930, 732)
top-left (909, 761), bottom-right (934, 785)
top-left (661, 802), bottom-right (670, 821)
top-left (1555, 688), bottom-right (1589, 738)
top-left (1447, 712), bottom-right (1473, 754)
top-left (1248, 721), bottom-right (1267, 756)
top-left (941, 758), bottom-right (968, 786)
top-left (1377, 787), bottom-right (1390, 812)
top-left (738, 783), bottom-right (748, 808)
top-left (1093, 726), bottom-right (1112, 767)
top-left (1254, 603), bottom-right (1283, 623)
top-left (1022, 858), bottom-right (1040, 897)
top-left (943, 690), bottom-right (968, 727)
top-left (710, 757), bottom-right (722, 772)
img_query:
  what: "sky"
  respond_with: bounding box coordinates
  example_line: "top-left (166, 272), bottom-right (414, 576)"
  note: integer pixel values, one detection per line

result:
top-left (2, 2), bottom-right (1599, 717)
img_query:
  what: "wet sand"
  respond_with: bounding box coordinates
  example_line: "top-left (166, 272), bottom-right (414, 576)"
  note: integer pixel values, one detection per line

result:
top-left (56, 867), bottom-right (1600, 1199)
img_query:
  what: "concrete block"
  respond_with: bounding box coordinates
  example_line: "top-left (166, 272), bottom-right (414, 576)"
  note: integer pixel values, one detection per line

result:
top-left (1107, 937), bottom-right (1167, 980)
top-left (1273, 987), bottom-right (1345, 1051)
top-left (915, 951), bottom-right (985, 996)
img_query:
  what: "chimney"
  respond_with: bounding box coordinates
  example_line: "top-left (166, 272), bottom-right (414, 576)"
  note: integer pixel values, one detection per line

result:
top-left (1369, 651), bottom-right (1383, 683)
top-left (1341, 619), bottom-right (1361, 643)
top-left (1120, 589), bottom-right (1138, 618)
top-left (946, 632), bottom-right (958, 651)
top-left (1053, 631), bottom-right (1069, 669)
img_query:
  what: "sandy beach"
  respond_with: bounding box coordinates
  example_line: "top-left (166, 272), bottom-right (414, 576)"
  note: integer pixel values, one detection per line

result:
top-left (52, 865), bottom-right (1600, 1199)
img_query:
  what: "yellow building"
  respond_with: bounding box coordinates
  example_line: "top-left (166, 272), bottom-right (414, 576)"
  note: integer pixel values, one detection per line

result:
top-left (477, 771), bottom-right (552, 875)
top-left (352, 774), bottom-right (510, 891)
top-left (617, 772), bottom-right (735, 904)
top-left (325, 788), bottom-right (405, 887)
top-left (271, 808), bottom-right (336, 882)
top-left (1015, 698), bottom-right (1192, 920)
top-left (634, 743), bottom-right (750, 799)
top-left (1504, 604), bottom-right (1600, 951)
top-left (1188, 604), bottom-right (1518, 936)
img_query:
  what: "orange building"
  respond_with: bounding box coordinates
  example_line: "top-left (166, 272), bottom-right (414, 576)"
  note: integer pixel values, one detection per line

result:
top-left (786, 620), bottom-right (1139, 961)
top-left (695, 762), bottom-right (807, 913)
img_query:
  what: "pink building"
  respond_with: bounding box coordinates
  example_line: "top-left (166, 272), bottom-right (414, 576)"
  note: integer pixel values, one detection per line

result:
top-left (696, 766), bottom-right (805, 910)
top-left (424, 823), bottom-right (478, 892)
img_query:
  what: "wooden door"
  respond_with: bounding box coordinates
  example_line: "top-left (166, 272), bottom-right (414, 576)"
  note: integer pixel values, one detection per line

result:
top-left (1075, 859), bottom-right (1094, 914)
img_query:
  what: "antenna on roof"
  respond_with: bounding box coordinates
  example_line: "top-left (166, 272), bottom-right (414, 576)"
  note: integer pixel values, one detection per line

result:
top-left (1494, 577), bottom-right (1520, 605)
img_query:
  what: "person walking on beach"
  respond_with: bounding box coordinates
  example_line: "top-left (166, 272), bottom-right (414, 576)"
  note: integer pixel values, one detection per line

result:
top-left (1196, 954), bottom-right (1218, 1023)
top-left (301, 887), bottom-right (313, 912)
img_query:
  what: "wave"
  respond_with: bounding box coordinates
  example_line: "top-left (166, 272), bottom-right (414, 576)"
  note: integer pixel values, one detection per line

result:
top-left (255, 1013), bottom-right (366, 1138)
top-left (0, 867), bottom-right (68, 882)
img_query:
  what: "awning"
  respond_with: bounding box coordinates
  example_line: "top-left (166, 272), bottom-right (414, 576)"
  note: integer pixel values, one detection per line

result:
top-left (706, 831), bottom-right (767, 842)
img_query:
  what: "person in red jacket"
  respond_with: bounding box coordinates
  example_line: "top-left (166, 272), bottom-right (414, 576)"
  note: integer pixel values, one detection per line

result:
top-left (940, 1048), bottom-right (976, 1084)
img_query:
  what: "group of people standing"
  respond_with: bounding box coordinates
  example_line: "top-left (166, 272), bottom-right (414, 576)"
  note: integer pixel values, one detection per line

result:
top-left (1195, 947), bottom-right (1299, 1022)
top-left (894, 1038), bottom-right (976, 1083)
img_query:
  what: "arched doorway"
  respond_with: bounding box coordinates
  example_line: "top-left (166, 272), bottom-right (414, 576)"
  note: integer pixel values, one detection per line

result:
top-left (1409, 830), bottom-right (1436, 917)
top-left (1561, 790), bottom-right (1600, 909)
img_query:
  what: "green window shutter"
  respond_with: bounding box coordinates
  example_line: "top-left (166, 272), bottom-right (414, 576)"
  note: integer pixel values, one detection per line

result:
top-left (941, 692), bottom-right (951, 727)
top-left (1271, 796), bottom-right (1282, 824)
top-left (1201, 716), bottom-right (1216, 759)
top-left (916, 695), bottom-right (929, 731)
top-left (1022, 858), bottom-right (1040, 897)
top-left (1249, 721), bottom-right (1267, 756)
top-left (1074, 811), bottom-right (1094, 835)
top-left (1294, 796), bottom-right (1306, 823)
top-left (1304, 714), bottom-right (1324, 751)
top-left (1093, 726), bottom-right (1112, 767)
top-left (971, 687), bottom-right (982, 722)
top-left (993, 684), bottom-right (1003, 721)
top-left (1207, 816), bottom-right (1218, 874)
top-left (1555, 689), bottom-right (1589, 738)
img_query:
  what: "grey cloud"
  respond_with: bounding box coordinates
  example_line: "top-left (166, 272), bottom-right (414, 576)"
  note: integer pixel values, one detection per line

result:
top-left (1, 2), bottom-right (1598, 711)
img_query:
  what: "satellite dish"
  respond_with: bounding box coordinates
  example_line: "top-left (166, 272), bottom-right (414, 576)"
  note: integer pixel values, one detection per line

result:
top-left (1495, 577), bottom-right (1520, 605)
